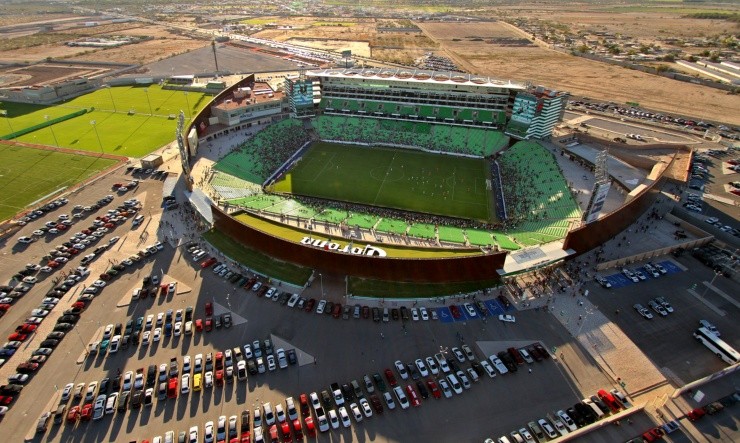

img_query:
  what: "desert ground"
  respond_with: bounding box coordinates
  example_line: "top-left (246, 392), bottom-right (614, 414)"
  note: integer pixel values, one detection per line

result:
top-left (416, 21), bottom-right (739, 126)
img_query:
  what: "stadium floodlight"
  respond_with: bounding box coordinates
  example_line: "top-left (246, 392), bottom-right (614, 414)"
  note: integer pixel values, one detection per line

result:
top-left (44, 115), bottom-right (59, 147)
top-left (103, 85), bottom-right (117, 113)
top-left (90, 120), bottom-right (104, 155)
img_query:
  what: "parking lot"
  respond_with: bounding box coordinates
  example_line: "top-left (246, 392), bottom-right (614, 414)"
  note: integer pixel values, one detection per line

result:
top-left (588, 255), bottom-right (739, 386)
top-left (0, 166), bottom-right (631, 442)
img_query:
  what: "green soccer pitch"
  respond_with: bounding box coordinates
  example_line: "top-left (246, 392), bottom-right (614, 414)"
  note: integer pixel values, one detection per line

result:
top-left (270, 142), bottom-right (495, 222)
top-left (0, 85), bottom-right (210, 157)
top-left (0, 144), bottom-right (118, 221)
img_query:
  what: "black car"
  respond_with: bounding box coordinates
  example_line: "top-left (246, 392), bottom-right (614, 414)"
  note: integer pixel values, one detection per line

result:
top-left (99, 378), bottom-right (110, 394)
top-left (567, 406), bottom-right (587, 428)
top-left (415, 381), bottom-right (429, 399)
top-left (372, 307), bottom-right (381, 322)
top-left (247, 359), bottom-right (257, 375)
top-left (118, 391), bottom-right (130, 412)
top-left (54, 323), bottom-right (74, 331)
top-left (223, 313), bottom-right (232, 328)
top-left (112, 375), bottom-right (122, 391)
top-left (147, 365), bottom-right (157, 387)
top-left (131, 390), bottom-right (143, 409)
top-left (39, 339), bottom-right (59, 348)
top-left (0, 384), bottom-right (23, 394)
top-left (57, 315), bottom-right (79, 324)
top-left (214, 316), bottom-right (222, 329)
top-left (341, 384), bottom-right (354, 402)
top-left (286, 349), bottom-right (297, 365)
top-left (46, 332), bottom-right (65, 340)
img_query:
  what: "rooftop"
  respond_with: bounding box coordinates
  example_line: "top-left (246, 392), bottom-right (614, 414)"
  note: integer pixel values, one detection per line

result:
top-left (212, 82), bottom-right (284, 111)
top-left (308, 68), bottom-right (525, 90)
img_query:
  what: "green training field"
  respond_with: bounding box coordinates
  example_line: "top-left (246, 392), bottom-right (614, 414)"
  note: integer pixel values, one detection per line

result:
top-left (0, 85), bottom-right (211, 157)
top-left (271, 142), bottom-right (494, 222)
top-left (0, 144), bottom-right (118, 221)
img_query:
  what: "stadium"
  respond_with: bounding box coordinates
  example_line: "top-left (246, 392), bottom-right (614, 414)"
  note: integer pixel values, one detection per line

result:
top-left (181, 69), bottom-right (675, 293)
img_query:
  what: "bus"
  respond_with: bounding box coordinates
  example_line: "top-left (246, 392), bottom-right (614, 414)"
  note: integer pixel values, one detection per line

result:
top-left (693, 327), bottom-right (740, 365)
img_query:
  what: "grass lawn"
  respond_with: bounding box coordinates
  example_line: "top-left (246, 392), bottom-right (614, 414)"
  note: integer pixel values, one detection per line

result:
top-left (1, 85), bottom-right (211, 157)
top-left (0, 144), bottom-right (118, 221)
top-left (202, 229), bottom-right (312, 286)
top-left (349, 277), bottom-right (501, 298)
top-left (271, 142), bottom-right (494, 222)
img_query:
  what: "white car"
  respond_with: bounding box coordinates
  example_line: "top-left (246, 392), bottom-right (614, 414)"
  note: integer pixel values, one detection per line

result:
top-left (411, 308), bottom-right (419, 321)
top-left (349, 403), bottom-right (363, 422)
top-left (61, 383), bottom-right (74, 401)
top-left (383, 391), bottom-right (396, 409)
top-left (267, 355), bottom-right (276, 371)
top-left (122, 372), bottom-right (133, 391)
top-left (153, 328), bottom-right (161, 342)
top-left (557, 410), bottom-right (578, 432)
top-left (438, 378), bottom-right (453, 398)
top-left (435, 353), bottom-right (451, 373)
top-left (498, 314), bottom-right (516, 323)
top-left (414, 359), bottom-right (429, 377)
top-left (338, 406), bottom-right (351, 427)
top-left (92, 280), bottom-right (106, 288)
top-left (316, 299), bottom-right (327, 314)
top-left (480, 360), bottom-right (496, 378)
top-left (276, 348), bottom-right (288, 369)
top-left (419, 307), bottom-right (429, 320)
top-left (359, 398), bottom-right (373, 417)
top-left (451, 347), bottom-right (466, 363)
top-left (394, 360), bottom-right (409, 379)
top-left (489, 356), bottom-right (509, 375)
top-left (204, 371), bottom-right (213, 388)
top-left (463, 303), bottom-right (477, 317)
top-left (181, 374), bottom-right (190, 395)
top-left (446, 374), bottom-right (463, 394)
top-left (328, 409), bottom-right (340, 429)
top-left (425, 356), bottom-right (439, 375)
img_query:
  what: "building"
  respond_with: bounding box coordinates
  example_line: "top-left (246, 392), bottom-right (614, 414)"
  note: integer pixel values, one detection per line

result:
top-left (308, 68), bottom-right (523, 130)
top-left (209, 81), bottom-right (288, 127)
top-left (505, 86), bottom-right (569, 140)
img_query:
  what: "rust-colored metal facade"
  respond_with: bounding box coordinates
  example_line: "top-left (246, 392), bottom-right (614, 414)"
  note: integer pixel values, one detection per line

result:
top-left (212, 206), bottom-right (507, 283)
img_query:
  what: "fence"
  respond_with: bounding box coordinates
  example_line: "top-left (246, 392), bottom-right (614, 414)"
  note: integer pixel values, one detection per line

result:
top-left (0, 109), bottom-right (87, 140)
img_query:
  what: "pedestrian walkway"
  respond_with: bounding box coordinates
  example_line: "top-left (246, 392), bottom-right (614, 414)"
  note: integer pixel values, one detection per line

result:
top-left (550, 293), bottom-right (669, 402)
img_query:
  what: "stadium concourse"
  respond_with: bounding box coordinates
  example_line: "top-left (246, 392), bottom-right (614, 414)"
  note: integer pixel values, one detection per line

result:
top-left (208, 114), bottom-right (583, 252)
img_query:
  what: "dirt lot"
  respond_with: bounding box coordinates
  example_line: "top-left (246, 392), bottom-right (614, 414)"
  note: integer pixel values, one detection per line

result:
top-left (416, 21), bottom-right (740, 127)
top-left (0, 23), bottom-right (208, 66)
top-left (518, 10), bottom-right (739, 41)
top-left (69, 37), bottom-right (209, 65)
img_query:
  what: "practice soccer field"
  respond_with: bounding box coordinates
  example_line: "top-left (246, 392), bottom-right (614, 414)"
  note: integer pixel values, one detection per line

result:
top-left (0, 85), bottom-right (211, 157)
top-left (0, 144), bottom-right (118, 221)
top-left (271, 142), bottom-right (494, 221)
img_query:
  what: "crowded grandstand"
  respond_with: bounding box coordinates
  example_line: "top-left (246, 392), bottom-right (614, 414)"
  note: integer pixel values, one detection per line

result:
top-left (204, 70), bottom-right (578, 251)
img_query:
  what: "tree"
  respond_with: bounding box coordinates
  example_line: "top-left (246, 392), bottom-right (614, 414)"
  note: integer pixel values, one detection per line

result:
top-left (608, 45), bottom-right (621, 55)
top-left (578, 44), bottom-right (589, 53)
top-left (662, 54), bottom-right (675, 62)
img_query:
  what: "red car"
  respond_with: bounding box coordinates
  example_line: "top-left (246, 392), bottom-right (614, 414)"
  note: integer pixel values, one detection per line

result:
top-left (280, 421), bottom-right (292, 443)
top-left (56, 224), bottom-right (68, 231)
top-left (331, 304), bottom-right (341, 319)
top-left (427, 380), bottom-right (441, 399)
top-left (449, 305), bottom-right (462, 319)
top-left (0, 304), bottom-right (10, 312)
top-left (67, 405), bottom-right (80, 423)
top-left (8, 332), bottom-right (27, 341)
top-left (304, 299), bottom-right (315, 313)
top-left (240, 432), bottom-right (250, 443)
top-left (269, 425), bottom-right (278, 442)
top-left (642, 427), bottom-right (665, 442)
top-left (205, 302), bottom-right (213, 317)
top-left (304, 416), bottom-right (316, 437)
top-left (361, 306), bottom-right (370, 319)
top-left (405, 385), bottom-right (421, 407)
top-left (47, 261), bottom-right (60, 268)
top-left (597, 389), bottom-right (621, 412)
top-left (0, 395), bottom-right (14, 405)
top-left (384, 369), bottom-right (397, 387)
top-left (292, 419), bottom-right (303, 441)
top-left (17, 324), bottom-right (37, 333)
top-left (205, 317), bottom-right (213, 332)
top-left (167, 377), bottom-right (178, 399)
top-left (71, 301), bottom-right (86, 310)
top-left (80, 403), bottom-right (93, 421)
top-left (299, 394), bottom-right (310, 417)
top-left (195, 319), bottom-right (203, 332)
top-left (201, 257), bottom-right (217, 268)
top-left (687, 407), bottom-right (706, 421)
top-left (215, 369), bottom-right (224, 386)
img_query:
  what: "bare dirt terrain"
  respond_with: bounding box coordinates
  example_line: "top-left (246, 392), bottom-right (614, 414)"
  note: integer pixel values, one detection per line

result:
top-left (69, 37), bottom-right (209, 65)
top-left (416, 21), bottom-right (740, 126)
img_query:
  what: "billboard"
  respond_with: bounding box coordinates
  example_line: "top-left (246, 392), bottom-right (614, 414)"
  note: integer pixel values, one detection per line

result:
top-left (583, 181), bottom-right (610, 224)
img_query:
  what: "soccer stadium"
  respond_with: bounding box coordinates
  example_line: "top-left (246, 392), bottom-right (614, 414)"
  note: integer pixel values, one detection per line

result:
top-left (183, 68), bottom-right (670, 292)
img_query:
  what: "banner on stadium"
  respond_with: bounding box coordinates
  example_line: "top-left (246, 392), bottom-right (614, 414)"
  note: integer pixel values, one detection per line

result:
top-left (583, 181), bottom-right (610, 224)
top-left (300, 236), bottom-right (387, 257)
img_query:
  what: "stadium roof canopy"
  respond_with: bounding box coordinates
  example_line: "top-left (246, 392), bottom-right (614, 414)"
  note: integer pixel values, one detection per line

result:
top-left (309, 68), bottom-right (525, 90)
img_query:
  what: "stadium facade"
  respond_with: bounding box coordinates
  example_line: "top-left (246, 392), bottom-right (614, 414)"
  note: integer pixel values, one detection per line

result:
top-left (182, 71), bottom-right (667, 287)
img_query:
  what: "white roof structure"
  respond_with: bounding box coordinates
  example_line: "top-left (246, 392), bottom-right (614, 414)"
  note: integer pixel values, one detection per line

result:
top-left (309, 68), bottom-right (525, 90)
